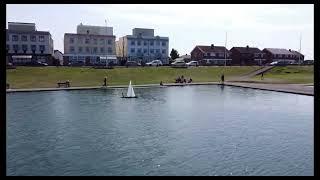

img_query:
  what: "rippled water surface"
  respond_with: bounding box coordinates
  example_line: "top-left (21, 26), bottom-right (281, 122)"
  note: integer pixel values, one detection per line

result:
top-left (7, 85), bottom-right (313, 176)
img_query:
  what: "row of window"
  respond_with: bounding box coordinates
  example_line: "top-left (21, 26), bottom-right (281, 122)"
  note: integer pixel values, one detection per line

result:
top-left (69, 46), bottom-right (113, 54)
top-left (130, 48), bottom-right (166, 54)
top-left (205, 53), bottom-right (229, 57)
top-left (7, 34), bottom-right (46, 42)
top-left (273, 54), bottom-right (300, 58)
top-left (6, 44), bottom-right (46, 52)
top-left (130, 40), bottom-right (167, 46)
top-left (70, 37), bottom-right (113, 45)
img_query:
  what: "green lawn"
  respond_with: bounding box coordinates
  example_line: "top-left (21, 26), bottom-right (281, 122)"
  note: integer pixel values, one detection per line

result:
top-left (252, 65), bottom-right (314, 84)
top-left (7, 66), bottom-right (260, 89)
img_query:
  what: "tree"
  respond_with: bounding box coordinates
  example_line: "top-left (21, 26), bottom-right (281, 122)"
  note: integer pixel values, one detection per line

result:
top-left (170, 48), bottom-right (179, 60)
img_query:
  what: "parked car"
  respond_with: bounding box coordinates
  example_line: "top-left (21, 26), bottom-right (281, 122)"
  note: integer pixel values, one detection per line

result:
top-left (186, 61), bottom-right (199, 67)
top-left (269, 61), bottom-right (278, 66)
top-left (171, 61), bottom-right (187, 68)
top-left (125, 61), bottom-right (141, 67)
top-left (146, 60), bottom-right (163, 66)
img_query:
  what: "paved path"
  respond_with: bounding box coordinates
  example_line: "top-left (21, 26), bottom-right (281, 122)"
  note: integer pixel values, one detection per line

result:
top-left (6, 82), bottom-right (313, 96)
top-left (224, 82), bottom-right (314, 96)
top-left (230, 66), bottom-right (275, 81)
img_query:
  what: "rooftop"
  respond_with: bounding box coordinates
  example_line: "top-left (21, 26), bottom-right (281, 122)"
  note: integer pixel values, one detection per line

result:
top-left (195, 45), bottom-right (229, 53)
top-left (264, 48), bottom-right (294, 55)
top-left (231, 46), bottom-right (262, 54)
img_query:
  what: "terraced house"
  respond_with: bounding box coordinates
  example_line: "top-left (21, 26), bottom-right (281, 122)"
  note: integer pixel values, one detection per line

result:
top-left (116, 28), bottom-right (169, 64)
top-left (262, 48), bottom-right (304, 65)
top-left (230, 46), bottom-right (266, 66)
top-left (190, 44), bottom-right (231, 66)
top-left (64, 23), bottom-right (117, 66)
top-left (6, 22), bottom-right (54, 65)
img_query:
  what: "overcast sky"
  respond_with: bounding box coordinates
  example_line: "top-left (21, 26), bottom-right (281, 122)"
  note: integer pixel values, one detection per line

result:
top-left (6, 4), bottom-right (314, 59)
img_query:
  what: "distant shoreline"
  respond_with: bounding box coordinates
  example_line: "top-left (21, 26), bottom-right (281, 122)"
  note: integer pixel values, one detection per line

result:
top-left (6, 82), bottom-right (313, 96)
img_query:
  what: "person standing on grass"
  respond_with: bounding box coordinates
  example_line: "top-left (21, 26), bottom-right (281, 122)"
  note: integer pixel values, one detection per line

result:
top-left (221, 73), bottom-right (225, 84)
top-left (261, 72), bottom-right (264, 80)
top-left (103, 76), bottom-right (107, 86)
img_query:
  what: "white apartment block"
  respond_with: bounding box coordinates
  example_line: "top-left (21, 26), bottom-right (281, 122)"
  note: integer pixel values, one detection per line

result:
top-left (116, 28), bottom-right (169, 64)
top-left (6, 22), bottom-right (54, 64)
top-left (64, 23), bottom-right (117, 65)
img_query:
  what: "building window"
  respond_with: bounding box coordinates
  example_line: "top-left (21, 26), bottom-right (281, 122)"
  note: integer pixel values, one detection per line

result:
top-left (85, 38), bottom-right (90, 44)
top-left (12, 35), bottom-right (18, 41)
top-left (207, 53), bottom-right (210, 56)
top-left (93, 39), bottom-right (97, 45)
top-left (76, 37), bottom-right (82, 44)
top-left (22, 44), bottom-right (28, 52)
top-left (93, 47), bottom-right (98, 53)
top-left (21, 35), bottom-right (28, 41)
top-left (100, 39), bottom-right (104, 45)
top-left (137, 48), bottom-right (142, 53)
top-left (137, 40), bottom-right (141, 46)
top-left (162, 49), bottom-right (166, 54)
top-left (13, 44), bottom-right (19, 51)
top-left (162, 41), bottom-right (166, 46)
top-left (6, 34), bottom-right (9, 41)
top-left (78, 47), bottom-right (83, 53)
top-left (156, 49), bottom-right (160, 53)
top-left (131, 40), bottom-right (135, 46)
top-left (156, 41), bottom-right (160, 46)
top-left (100, 47), bottom-right (105, 53)
top-left (108, 39), bottom-right (112, 45)
top-left (143, 41), bottom-right (147, 46)
top-left (39, 36), bottom-right (45, 42)
top-left (6, 44), bottom-right (9, 51)
top-left (150, 41), bottom-right (154, 46)
top-left (86, 47), bottom-right (90, 53)
top-left (144, 49), bottom-right (148, 53)
top-left (108, 47), bottom-right (112, 53)
top-left (31, 45), bottom-right (36, 52)
top-left (30, 35), bottom-right (36, 42)
top-left (282, 54), bottom-right (285, 58)
top-left (131, 48), bottom-right (135, 53)
top-left (150, 49), bottom-right (154, 53)
top-left (39, 45), bottom-right (45, 53)
top-left (69, 37), bottom-right (74, 44)
top-left (70, 46), bottom-right (75, 53)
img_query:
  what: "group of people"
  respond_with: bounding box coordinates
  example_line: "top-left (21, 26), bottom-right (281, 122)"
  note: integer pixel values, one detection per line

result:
top-left (175, 75), bottom-right (193, 83)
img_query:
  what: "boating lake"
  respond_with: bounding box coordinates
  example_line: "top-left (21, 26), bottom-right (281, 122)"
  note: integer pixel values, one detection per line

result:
top-left (6, 85), bottom-right (313, 176)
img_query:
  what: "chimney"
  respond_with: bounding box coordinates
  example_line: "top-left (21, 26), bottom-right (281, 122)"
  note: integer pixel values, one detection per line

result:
top-left (246, 45), bottom-right (249, 49)
top-left (211, 44), bottom-right (214, 49)
top-left (289, 49), bottom-right (291, 52)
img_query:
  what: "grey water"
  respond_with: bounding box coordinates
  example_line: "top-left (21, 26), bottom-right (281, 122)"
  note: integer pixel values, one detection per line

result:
top-left (7, 85), bottom-right (313, 176)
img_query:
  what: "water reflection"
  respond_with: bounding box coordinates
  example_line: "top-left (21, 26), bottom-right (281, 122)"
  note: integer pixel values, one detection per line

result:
top-left (7, 85), bottom-right (313, 176)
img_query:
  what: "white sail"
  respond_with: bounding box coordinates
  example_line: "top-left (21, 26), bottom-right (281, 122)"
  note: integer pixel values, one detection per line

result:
top-left (126, 80), bottom-right (135, 97)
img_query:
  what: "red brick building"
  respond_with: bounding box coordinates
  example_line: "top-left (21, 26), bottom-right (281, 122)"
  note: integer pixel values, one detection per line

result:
top-left (230, 46), bottom-right (266, 66)
top-left (262, 48), bottom-right (304, 64)
top-left (190, 44), bottom-right (231, 66)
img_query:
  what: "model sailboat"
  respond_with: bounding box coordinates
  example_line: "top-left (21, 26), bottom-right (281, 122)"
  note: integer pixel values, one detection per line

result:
top-left (122, 80), bottom-right (137, 98)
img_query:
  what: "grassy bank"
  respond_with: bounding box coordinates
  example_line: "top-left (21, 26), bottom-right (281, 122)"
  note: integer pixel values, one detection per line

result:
top-left (252, 66), bottom-right (314, 84)
top-left (7, 66), bottom-right (259, 89)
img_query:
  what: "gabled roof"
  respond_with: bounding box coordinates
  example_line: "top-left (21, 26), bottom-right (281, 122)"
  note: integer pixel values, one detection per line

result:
top-left (290, 50), bottom-right (304, 56)
top-left (195, 45), bottom-right (229, 53)
top-left (263, 48), bottom-right (294, 55)
top-left (231, 47), bottom-right (262, 54)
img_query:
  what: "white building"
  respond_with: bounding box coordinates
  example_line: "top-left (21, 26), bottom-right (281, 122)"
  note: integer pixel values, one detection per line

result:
top-left (116, 28), bottom-right (169, 64)
top-left (6, 22), bottom-right (54, 64)
top-left (64, 23), bottom-right (117, 65)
